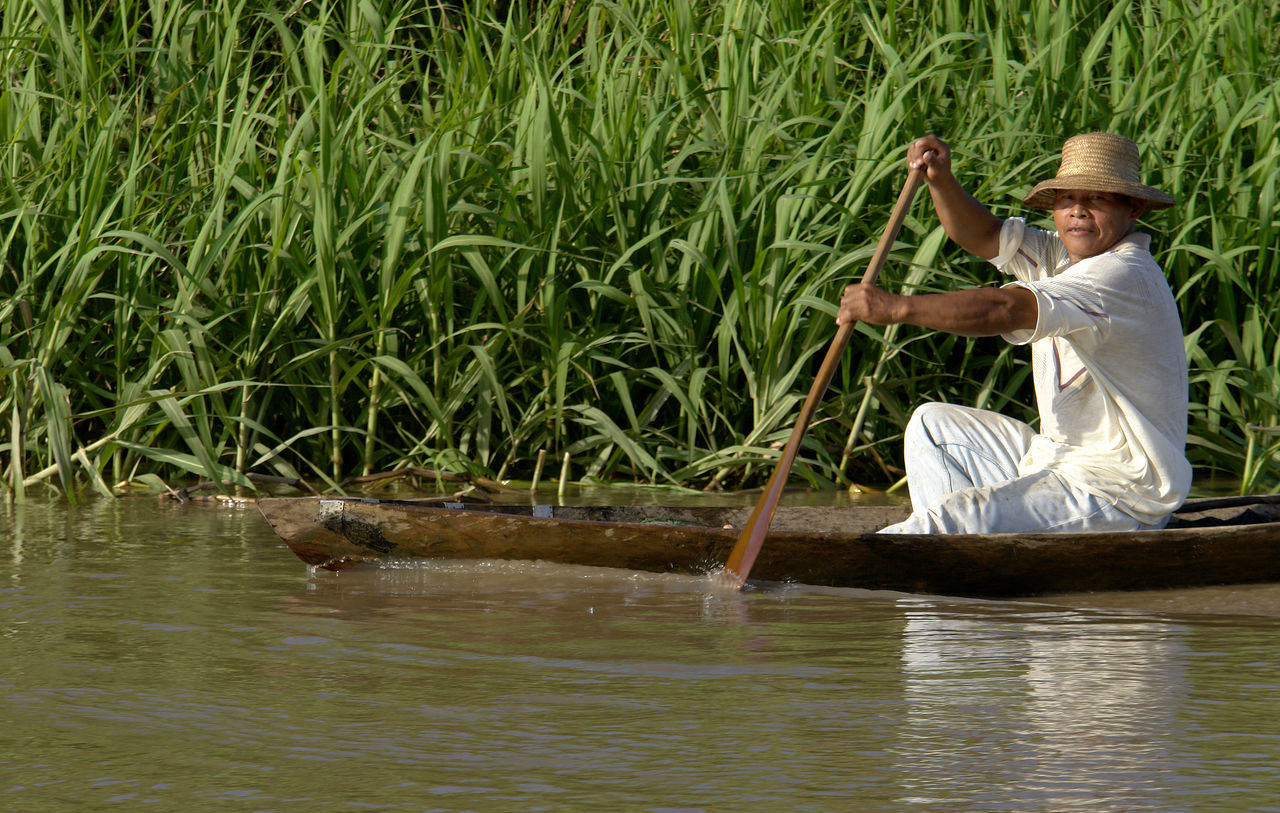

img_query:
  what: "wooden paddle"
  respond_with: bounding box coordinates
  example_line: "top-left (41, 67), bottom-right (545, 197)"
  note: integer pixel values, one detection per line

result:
top-left (718, 164), bottom-right (927, 588)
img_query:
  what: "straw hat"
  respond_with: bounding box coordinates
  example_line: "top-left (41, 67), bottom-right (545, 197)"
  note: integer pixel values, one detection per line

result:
top-left (1023, 132), bottom-right (1175, 210)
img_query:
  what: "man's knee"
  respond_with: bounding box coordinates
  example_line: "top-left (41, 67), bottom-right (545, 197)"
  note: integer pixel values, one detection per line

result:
top-left (905, 402), bottom-right (964, 447)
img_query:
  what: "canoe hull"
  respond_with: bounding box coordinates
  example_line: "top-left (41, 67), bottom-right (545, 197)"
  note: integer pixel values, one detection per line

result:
top-left (258, 496), bottom-right (1280, 597)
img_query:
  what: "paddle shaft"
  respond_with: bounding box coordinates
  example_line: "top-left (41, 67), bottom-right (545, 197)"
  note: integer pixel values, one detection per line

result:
top-left (721, 165), bottom-right (927, 586)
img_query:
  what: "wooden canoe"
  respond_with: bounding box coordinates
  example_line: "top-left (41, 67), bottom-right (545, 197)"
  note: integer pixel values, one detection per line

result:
top-left (257, 494), bottom-right (1280, 597)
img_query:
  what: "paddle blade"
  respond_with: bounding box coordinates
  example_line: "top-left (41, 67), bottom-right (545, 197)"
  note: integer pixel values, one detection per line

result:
top-left (717, 465), bottom-right (788, 588)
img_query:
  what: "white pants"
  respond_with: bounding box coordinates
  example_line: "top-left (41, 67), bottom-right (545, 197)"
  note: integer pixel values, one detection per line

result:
top-left (878, 403), bottom-right (1161, 535)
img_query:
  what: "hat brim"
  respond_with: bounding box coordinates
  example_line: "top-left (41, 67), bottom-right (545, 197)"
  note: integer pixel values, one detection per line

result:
top-left (1022, 177), bottom-right (1177, 210)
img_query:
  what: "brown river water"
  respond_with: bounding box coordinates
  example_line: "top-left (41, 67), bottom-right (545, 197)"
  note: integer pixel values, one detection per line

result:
top-left (3, 492), bottom-right (1280, 811)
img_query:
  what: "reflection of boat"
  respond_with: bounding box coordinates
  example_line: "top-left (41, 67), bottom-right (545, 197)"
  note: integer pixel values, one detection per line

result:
top-left (257, 495), bottom-right (1280, 597)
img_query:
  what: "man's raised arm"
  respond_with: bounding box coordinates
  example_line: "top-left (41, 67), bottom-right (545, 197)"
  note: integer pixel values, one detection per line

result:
top-left (909, 136), bottom-right (1002, 260)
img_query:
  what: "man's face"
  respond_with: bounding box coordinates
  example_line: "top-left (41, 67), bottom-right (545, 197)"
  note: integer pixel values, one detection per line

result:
top-left (1052, 189), bottom-right (1146, 264)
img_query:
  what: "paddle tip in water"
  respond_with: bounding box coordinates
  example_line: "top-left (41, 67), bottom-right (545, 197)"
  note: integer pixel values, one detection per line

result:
top-left (708, 567), bottom-right (747, 592)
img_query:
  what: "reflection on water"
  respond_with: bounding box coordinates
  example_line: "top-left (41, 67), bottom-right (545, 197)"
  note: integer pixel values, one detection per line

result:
top-left (3, 496), bottom-right (1280, 811)
top-left (898, 600), bottom-right (1188, 810)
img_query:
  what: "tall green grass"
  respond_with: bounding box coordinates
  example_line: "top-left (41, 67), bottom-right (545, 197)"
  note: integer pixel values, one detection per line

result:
top-left (2, 0), bottom-right (1278, 499)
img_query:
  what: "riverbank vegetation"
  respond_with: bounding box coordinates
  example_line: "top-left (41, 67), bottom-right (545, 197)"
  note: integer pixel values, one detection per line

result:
top-left (2, 0), bottom-right (1278, 499)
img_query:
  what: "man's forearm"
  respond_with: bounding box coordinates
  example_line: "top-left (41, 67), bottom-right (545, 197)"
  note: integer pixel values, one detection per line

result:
top-left (896, 287), bottom-right (1037, 337)
top-left (927, 174), bottom-right (1003, 260)
top-left (838, 281), bottom-right (1038, 336)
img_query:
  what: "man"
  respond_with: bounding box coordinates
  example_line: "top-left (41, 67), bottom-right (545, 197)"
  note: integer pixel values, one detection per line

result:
top-left (837, 133), bottom-right (1190, 534)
